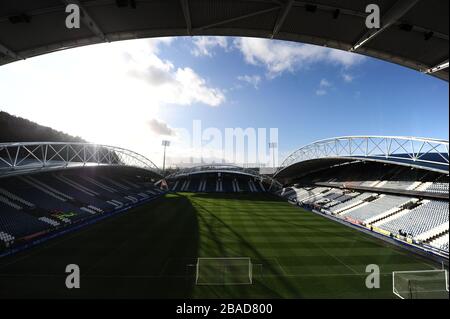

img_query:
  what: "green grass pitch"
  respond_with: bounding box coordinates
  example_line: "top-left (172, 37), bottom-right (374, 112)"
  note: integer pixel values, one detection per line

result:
top-left (0, 193), bottom-right (441, 298)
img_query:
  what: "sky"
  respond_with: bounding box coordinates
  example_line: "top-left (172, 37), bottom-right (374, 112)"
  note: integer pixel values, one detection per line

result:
top-left (0, 36), bottom-right (448, 167)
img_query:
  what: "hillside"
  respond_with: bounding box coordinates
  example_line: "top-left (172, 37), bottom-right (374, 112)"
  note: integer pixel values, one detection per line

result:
top-left (0, 111), bottom-right (86, 143)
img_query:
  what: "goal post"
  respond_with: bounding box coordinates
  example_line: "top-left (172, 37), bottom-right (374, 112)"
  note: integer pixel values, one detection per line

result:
top-left (195, 257), bottom-right (253, 285)
top-left (393, 269), bottom-right (449, 299)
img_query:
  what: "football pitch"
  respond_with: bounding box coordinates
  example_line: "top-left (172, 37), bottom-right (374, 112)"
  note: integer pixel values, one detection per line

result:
top-left (0, 193), bottom-right (442, 299)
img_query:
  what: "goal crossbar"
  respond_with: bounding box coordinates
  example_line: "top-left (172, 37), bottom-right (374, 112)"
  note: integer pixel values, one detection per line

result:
top-left (195, 257), bottom-right (253, 285)
top-left (392, 269), bottom-right (449, 299)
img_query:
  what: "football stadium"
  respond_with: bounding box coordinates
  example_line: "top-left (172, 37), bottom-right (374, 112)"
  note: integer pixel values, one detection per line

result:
top-left (0, 0), bottom-right (449, 301)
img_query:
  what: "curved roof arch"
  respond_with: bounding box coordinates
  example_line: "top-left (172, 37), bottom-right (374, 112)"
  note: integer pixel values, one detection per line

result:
top-left (167, 164), bottom-right (263, 178)
top-left (0, 142), bottom-right (161, 178)
top-left (275, 136), bottom-right (449, 179)
top-left (0, 0), bottom-right (448, 80)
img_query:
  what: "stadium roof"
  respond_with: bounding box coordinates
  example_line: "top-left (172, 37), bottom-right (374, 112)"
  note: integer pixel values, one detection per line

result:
top-left (167, 164), bottom-right (262, 178)
top-left (0, 141), bottom-right (161, 178)
top-left (0, 0), bottom-right (448, 80)
top-left (275, 136), bottom-right (449, 180)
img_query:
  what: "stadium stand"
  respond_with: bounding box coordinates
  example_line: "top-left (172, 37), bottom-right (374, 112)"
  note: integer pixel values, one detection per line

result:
top-left (166, 165), bottom-right (275, 194)
top-left (341, 195), bottom-right (413, 222)
top-left (0, 166), bottom-right (164, 251)
top-left (425, 182), bottom-right (449, 194)
top-left (278, 155), bottom-right (449, 255)
top-left (376, 200), bottom-right (449, 238)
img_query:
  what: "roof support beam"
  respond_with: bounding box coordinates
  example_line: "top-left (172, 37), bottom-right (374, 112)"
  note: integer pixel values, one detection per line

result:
top-left (426, 59), bottom-right (449, 74)
top-left (271, 0), bottom-right (294, 39)
top-left (0, 43), bottom-right (21, 60)
top-left (194, 6), bottom-right (279, 32)
top-left (61, 0), bottom-right (108, 42)
top-left (349, 0), bottom-right (420, 52)
top-left (180, 0), bottom-right (192, 35)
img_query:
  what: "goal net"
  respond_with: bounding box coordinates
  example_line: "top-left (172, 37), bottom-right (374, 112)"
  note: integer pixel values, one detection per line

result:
top-left (393, 269), bottom-right (449, 299)
top-left (195, 257), bottom-right (253, 285)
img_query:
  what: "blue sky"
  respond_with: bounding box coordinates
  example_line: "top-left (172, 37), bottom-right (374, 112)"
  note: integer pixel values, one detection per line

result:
top-left (0, 36), bottom-right (448, 166)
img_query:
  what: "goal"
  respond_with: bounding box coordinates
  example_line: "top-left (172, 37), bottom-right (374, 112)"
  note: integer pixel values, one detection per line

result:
top-left (392, 269), bottom-right (449, 299)
top-left (195, 257), bottom-right (253, 285)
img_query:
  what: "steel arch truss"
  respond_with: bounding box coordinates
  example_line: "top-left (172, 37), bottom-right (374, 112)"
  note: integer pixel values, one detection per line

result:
top-left (0, 142), bottom-right (160, 177)
top-left (168, 164), bottom-right (262, 178)
top-left (276, 136), bottom-right (449, 176)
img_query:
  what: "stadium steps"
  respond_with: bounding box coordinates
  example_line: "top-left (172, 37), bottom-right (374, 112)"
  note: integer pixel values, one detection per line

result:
top-left (407, 181), bottom-right (422, 190)
top-left (427, 231), bottom-right (449, 251)
top-left (0, 194), bottom-right (22, 210)
top-left (19, 176), bottom-right (68, 202)
top-left (366, 199), bottom-right (418, 225)
top-left (323, 191), bottom-right (359, 208)
top-left (0, 188), bottom-right (35, 208)
top-left (216, 179), bottom-right (223, 192)
top-left (414, 182), bottom-right (431, 192)
top-left (416, 222), bottom-right (449, 242)
top-left (333, 193), bottom-right (376, 215)
top-left (184, 180), bottom-right (191, 191)
top-left (231, 179), bottom-right (239, 192)
top-left (0, 189), bottom-right (62, 225)
top-left (178, 179), bottom-right (190, 192)
top-left (54, 174), bottom-right (116, 210)
top-left (101, 177), bottom-right (130, 191)
top-left (27, 176), bottom-right (74, 200)
top-left (82, 176), bottom-right (117, 193)
top-left (372, 208), bottom-right (414, 227)
top-left (137, 192), bottom-right (149, 199)
top-left (259, 181), bottom-right (266, 192)
top-left (25, 176), bottom-right (103, 214)
top-left (55, 174), bottom-right (99, 196)
top-left (124, 196), bottom-right (138, 204)
top-left (302, 189), bottom-right (332, 204)
top-left (107, 199), bottom-right (124, 209)
top-left (121, 178), bottom-right (140, 189)
top-left (248, 180), bottom-right (257, 192)
top-left (339, 201), bottom-right (370, 216)
top-left (374, 180), bottom-right (387, 188)
top-left (198, 179), bottom-right (206, 192)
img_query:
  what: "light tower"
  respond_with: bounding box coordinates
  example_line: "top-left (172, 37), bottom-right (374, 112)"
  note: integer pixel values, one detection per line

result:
top-left (162, 140), bottom-right (170, 175)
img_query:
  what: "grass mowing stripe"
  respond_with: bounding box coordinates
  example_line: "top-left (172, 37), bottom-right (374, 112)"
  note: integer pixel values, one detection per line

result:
top-left (0, 192), bottom-right (443, 299)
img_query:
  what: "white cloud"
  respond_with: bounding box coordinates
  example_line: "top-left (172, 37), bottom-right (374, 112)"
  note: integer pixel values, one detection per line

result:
top-left (191, 36), bottom-right (228, 57)
top-left (237, 74), bottom-right (262, 89)
top-left (342, 73), bottom-right (354, 83)
top-left (234, 38), bottom-right (364, 78)
top-left (316, 78), bottom-right (332, 96)
top-left (172, 68), bottom-right (225, 106)
top-left (148, 118), bottom-right (176, 136)
top-left (319, 78), bottom-right (331, 87)
top-left (125, 40), bottom-right (225, 107)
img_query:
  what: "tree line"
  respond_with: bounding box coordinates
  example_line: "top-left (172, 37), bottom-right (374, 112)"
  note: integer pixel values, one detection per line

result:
top-left (0, 110), bottom-right (86, 143)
